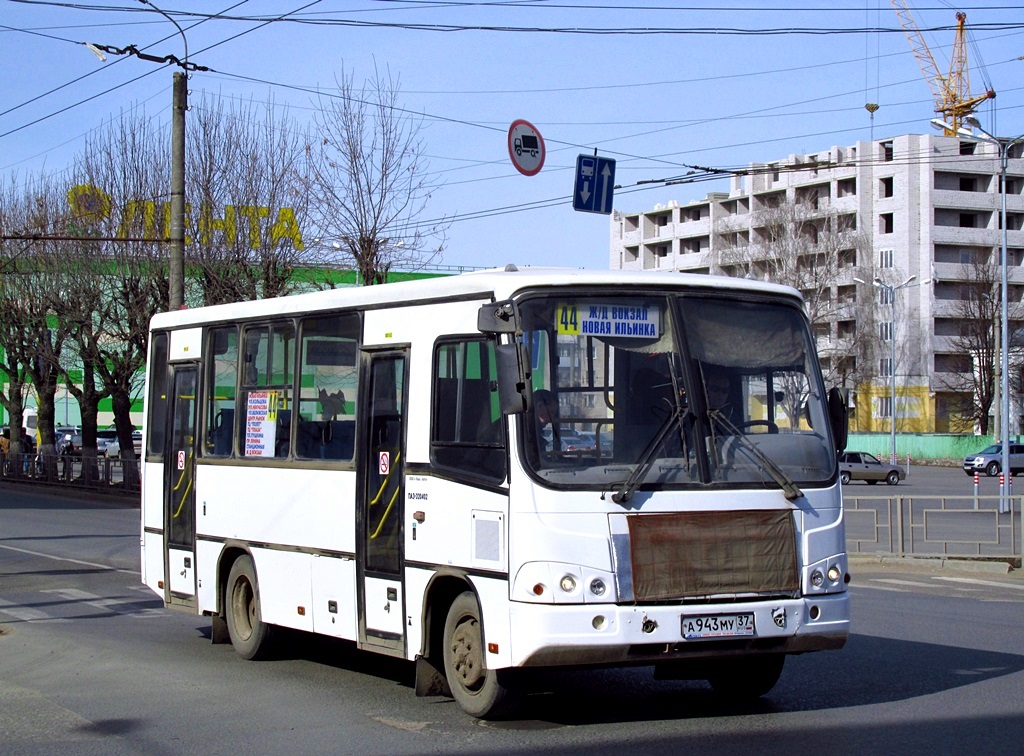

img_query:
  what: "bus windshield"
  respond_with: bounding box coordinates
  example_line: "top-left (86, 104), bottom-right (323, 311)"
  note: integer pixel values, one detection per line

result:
top-left (518, 291), bottom-right (835, 491)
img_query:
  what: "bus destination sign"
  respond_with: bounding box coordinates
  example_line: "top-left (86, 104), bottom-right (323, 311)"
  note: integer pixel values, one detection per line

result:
top-left (556, 302), bottom-right (661, 338)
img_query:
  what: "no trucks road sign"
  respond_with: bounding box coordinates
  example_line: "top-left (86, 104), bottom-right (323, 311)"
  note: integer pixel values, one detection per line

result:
top-left (508, 119), bottom-right (546, 176)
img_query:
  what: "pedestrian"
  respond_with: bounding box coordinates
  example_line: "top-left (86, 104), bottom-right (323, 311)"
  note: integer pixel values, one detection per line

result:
top-left (0, 428), bottom-right (9, 475)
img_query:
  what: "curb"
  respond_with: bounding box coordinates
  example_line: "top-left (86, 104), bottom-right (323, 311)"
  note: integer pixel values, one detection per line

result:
top-left (0, 480), bottom-right (140, 508)
top-left (849, 553), bottom-right (1015, 575)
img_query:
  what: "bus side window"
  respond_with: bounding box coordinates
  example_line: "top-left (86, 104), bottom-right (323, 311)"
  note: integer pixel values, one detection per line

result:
top-left (296, 313), bottom-right (360, 462)
top-left (430, 338), bottom-right (506, 482)
top-left (205, 326), bottom-right (239, 458)
top-left (238, 322), bottom-right (296, 460)
top-left (147, 332), bottom-right (170, 458)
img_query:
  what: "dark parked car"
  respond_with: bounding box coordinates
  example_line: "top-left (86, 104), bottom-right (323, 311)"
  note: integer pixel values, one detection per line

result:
top-left (962, 443), bottom-right (1024, 476)
top-left (839, 451), bottom-right (905, 486)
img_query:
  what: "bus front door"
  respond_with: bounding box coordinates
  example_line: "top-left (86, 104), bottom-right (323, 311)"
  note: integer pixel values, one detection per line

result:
top-left (357, 349), bottom-right (408, 656)
top-left (164, 365), bottom-right (198, 608)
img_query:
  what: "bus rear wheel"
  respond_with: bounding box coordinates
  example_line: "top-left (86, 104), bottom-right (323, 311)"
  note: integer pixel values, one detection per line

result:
top-left (442, 591), bottom-right (521, 719)
top-left (225, 555), bottom-right (275, 660)
top-left (707, 654), bottom-right (785, 699)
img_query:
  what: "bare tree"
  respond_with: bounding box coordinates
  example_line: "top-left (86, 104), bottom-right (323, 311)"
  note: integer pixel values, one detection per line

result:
top-left (187, 93), bottom-right (313, 305)
top-left (933, 256), bottom-right (1012, 435)
top-left (69, 108), bottom-right (171, 473)
top-left (0, 173), bottom-right (73, 467)
top-left (307, 65), bottom-right (447, 286)
top-left (714, 194), bottom-right (868, 414)
top-left (0, 176), bottom-right (35, 456)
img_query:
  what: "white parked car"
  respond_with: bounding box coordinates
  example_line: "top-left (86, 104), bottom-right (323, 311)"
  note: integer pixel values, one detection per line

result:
top-left (105, 430), bottom-right (143, 459)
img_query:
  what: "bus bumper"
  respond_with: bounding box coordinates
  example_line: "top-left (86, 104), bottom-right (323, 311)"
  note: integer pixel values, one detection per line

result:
top-left (507, 592), bottom-right (849, 668)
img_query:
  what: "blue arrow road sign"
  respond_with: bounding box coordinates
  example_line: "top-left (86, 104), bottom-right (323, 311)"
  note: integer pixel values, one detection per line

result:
top-left (573, 154), bottom-right (616, 214)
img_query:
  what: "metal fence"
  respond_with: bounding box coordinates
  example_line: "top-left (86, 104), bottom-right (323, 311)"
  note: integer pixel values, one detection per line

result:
top-left (0, 452), bottom-right (140, 495)
top-left (1, 454), bottom-right (1020, 560)
top-left (845, 494), bottom-right (1021, 560)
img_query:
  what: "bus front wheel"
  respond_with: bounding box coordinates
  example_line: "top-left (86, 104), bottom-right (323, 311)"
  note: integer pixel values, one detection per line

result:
top-left (442, 591), bottom-right (521, 719)
top-left (225, 554), bottom-right (275, 660)
top-left (707, 654), bottom-right (785, 699)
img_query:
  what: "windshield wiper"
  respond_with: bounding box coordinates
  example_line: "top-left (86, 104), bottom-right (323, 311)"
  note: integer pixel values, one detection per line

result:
top-left (611, 407), bottom-right (684, 505)
top-left (710, 411), bottom-right (803, 501)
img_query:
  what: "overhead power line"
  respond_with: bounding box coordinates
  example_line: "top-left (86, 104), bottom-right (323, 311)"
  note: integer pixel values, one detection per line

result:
top-left (11, 1), bottom-right (1024, 35)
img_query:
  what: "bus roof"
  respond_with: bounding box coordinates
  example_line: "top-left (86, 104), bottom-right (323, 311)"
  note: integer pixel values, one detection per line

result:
top-left (149, 266), bottom-right (803, 330)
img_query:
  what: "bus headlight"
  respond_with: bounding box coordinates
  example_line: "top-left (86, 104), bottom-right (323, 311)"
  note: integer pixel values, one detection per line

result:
top-left (805, 555), bottom-right (848, 594)
top-left (512, 562), bottom-right (617, 604)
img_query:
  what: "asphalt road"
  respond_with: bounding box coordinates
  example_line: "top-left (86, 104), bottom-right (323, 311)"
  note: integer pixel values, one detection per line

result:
top-left (1, 480), bottom-right (1023, 754)
top-left (842, 460), bottom-right (1021, 497)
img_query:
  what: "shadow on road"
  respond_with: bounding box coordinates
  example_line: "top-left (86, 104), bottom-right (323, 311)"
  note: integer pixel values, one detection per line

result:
top-left (203, 628), bottom-right (1024, 728)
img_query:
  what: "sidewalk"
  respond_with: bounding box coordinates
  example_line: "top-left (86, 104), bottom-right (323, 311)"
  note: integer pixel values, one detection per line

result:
top-left (849, 552), bottom-right (1021, 577)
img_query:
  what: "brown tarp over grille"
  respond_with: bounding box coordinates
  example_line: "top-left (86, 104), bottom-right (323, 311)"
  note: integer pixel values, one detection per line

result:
top-left (627, 510), bottom-right (798, 601)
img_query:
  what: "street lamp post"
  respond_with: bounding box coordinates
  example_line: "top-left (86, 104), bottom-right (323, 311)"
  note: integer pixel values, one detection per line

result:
top-left (961, 118), bottom-right (1024, 504)
top-left (854, 275), bottom-right (917, 463)
top-left (982, 292), bottom-right (1001, 440)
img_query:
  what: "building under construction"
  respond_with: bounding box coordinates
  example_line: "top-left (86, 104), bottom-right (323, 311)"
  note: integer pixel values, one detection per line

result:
top-left (610, 132), bottom-right (1024, 436)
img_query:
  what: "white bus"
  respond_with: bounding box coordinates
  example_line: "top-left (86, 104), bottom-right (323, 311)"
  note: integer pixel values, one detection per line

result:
top-left (141, 266), bottom-right (850, 718)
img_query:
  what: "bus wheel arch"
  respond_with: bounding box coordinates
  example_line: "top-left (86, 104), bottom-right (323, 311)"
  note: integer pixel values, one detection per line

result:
top-left (415, 574), bottom-right (469, 698)
top-left (442, 589), bottom-right (522, 718)
top-left (224, 551), bottom-right (276, 660)
top-left (210, 545), bottom-right (248, 644)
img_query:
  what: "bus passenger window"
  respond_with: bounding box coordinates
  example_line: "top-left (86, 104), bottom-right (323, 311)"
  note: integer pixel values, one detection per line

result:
top-left (239, 322), bottom-right (296, 459)
top-left (205, 326), bottom-right (238, 457)
top-left (147, 332), bottom-right (170, 458)
top-left (296, 313), bottom-right (360, 462)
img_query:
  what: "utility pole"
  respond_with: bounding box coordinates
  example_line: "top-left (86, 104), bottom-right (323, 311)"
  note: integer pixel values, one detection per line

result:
top-left (994, 313), bottom-right (1001, 440)
top-left (169, 71), bottom-right (186, 311)
top-left (87, 1), bottom-right (203, 310)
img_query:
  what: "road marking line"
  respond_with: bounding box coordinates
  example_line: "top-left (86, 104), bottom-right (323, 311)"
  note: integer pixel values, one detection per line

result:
top-left (0, 543), bottom-right (137, 575)
top-left (871, 579), bottom-right (937, 588)
top-left (40, 588), bottom-right (163, 618)
top-left (933, 576), bottom-right (1024, 591)
top-left (0, 598), bottom-right (69, 623)
top-left (850, 585), bottom-right (907, 592)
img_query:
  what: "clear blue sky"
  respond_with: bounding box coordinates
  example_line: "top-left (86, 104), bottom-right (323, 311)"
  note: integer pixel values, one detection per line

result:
top-left (3, 1), bottom-right (1024, 272)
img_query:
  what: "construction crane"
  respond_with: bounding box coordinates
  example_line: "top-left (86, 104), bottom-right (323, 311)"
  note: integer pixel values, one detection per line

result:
top-left (891, 1), bottom-right (995, 134)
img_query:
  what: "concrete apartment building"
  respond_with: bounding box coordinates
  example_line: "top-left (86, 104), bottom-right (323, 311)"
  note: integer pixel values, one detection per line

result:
top-left (610, 133), bottom-right (1024, 435)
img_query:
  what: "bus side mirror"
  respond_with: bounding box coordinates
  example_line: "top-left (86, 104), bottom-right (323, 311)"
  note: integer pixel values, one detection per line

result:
top-left (495, 342), bottom-right (531, 414)
top-left (828, 387), bottom-right (848, 454)
top-left (478, 299), bottom-right (520, 334)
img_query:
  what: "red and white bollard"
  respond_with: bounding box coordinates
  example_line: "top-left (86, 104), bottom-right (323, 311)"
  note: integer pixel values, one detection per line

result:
top-left (974, 472), bottom-right (980, 509)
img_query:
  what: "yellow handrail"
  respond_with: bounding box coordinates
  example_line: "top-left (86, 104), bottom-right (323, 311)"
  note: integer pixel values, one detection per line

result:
top-left (369, 486), bottom-right (401, 540)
